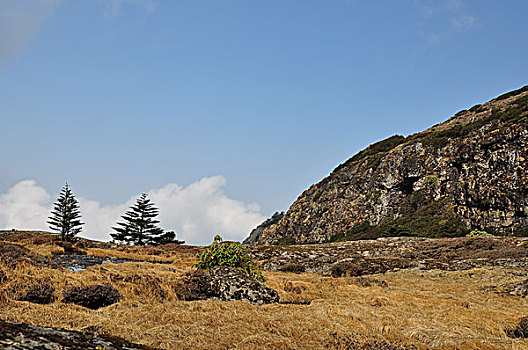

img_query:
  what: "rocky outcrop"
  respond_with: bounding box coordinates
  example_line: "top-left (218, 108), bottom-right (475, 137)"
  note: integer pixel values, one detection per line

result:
top-left (248, 236), bottom-right (528, 275)
top-left (0, 320), bottom-right (151, 349)
top-left (174, 266), bottom-right (279, 305)
top-left (254, 85), bottom-right (528, 244)
top-left (243, 212), bottom-right (284, 244)
top-left (174, 267), bottom-right (279, 305)
top-left (208, 266), bottom-right (279, 305)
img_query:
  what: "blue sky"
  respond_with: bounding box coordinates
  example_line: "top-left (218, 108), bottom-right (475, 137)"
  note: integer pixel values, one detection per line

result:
top-left (1, 0), bottom-right (527, 244)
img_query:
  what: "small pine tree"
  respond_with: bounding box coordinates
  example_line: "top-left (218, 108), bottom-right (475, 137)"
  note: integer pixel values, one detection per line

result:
top-left (47, 183), bottom-right (84, 241)
top-left (111, 193), bottom-right (182, 245)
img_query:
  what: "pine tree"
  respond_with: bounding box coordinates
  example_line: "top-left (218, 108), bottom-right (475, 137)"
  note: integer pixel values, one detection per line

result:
top-left (47, 183), bottom-right (84, 241)
top-left (111, 193), bottom-right (182, 245)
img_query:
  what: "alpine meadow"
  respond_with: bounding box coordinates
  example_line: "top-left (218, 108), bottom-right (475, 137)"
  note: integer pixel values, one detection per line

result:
top-left (2, 1), bottom-right (528, 349)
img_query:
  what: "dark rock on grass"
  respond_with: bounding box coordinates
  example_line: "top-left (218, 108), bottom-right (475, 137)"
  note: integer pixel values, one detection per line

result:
top-left (505, 316), bottom-right (528, 338)
top-left (175, 267), bottom-right (279, 305)
top-left (173, 269), bottom-right (213, 301)
top-left (0, 320), bottom-right (153, 350)
top-left (8, 280), bottom-right (55, 304)
top-left (62, 283), bottom-right (120, 309)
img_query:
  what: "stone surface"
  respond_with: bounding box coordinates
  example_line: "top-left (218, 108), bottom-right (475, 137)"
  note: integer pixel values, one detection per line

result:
top-left (0, 320), bottom-right (151, 349)
top-left (248, 236), bottom-right (528, 275)
top-left (252, 86), bottom-right (528, 244)
top-left (52, 254), bottom-right (133, 271)
top-left (207, 266), bottom-right (279, 305)
top-left (175, 267), bottom-right (280, 305)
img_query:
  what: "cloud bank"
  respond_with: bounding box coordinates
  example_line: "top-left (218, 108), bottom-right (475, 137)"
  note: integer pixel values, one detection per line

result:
top-left (0, 177), bottom-right (265, 245)
top-left (0, 0), bottom-right (60, 65)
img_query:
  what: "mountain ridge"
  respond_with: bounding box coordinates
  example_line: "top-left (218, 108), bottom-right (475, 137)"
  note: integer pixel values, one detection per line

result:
top-left (249, 85), bottom-right (528, 245)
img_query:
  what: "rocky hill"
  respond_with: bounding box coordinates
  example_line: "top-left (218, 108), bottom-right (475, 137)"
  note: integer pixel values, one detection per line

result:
top-left (243, 211), bottom-right (285, 244)
top-left (251, 85), bottom-right (528, 245)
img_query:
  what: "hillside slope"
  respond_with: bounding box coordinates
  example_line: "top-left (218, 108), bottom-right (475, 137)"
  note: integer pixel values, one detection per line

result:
top-left (253, 85), bottom-right (528, 244)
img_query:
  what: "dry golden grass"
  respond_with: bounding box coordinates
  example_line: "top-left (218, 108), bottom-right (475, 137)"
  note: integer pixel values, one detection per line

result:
top-left (0, 240), bottom-right (528, 349)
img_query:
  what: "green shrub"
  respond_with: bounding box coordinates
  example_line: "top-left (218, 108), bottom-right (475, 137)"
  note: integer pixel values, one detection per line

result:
top-left (466, 230), bottom-right (494, 237)
top-left (194, 235), bottom-right (266, 282)
top-left (274, 236), bottom-right (297, 246)
top-left (349, 135), bottom-right (406, 164)
top-left (382, 224), bottom-right (412, 237)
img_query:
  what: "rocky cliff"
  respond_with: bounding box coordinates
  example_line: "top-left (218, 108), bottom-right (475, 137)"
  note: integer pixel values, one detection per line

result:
top-left (252, 85), bottom-right (528, 245)
top-left (243, 211), bottom-right (285, 244)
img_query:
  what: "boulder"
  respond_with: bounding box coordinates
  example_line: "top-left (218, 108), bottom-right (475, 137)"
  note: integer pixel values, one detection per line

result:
top-left (175, 267), bottom-right (279, 305)
top-left (208, 266), bottom-right (279, 305)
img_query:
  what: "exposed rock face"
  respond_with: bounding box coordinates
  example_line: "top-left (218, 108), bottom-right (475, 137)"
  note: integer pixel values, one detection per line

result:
top-left (243, 212), bottom-right (285, 244)
top-left (175, 267), bottom-right (279, 305)
top-left (0, 320), bottom-right (151, 349)
top-left (248, 236), bottom-right (528, 275)
top-left (207, 266), bottom-right (279, 305)
top-left (254, 86), bottom-right (528, 244)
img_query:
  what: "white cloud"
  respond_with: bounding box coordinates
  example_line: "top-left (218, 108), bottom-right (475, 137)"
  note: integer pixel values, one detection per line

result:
top-left (451, 15), bottom-right (476, 31)
top-left (100, 0), bottom-right (157, 17)
top-left (0, 180), bottom-right (51, 229)
top-left (413, 0), bottom-right (477, 47)
top-left (0, 0), bottom-right (60, 65)
top-left (0, 177), bottom-right (265, 245)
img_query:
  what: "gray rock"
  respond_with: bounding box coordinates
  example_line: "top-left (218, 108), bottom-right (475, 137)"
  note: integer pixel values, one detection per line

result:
top-left (0, 320), bottom-right (151, 349)
top-left (207, 266), bottom-right (279, 305)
